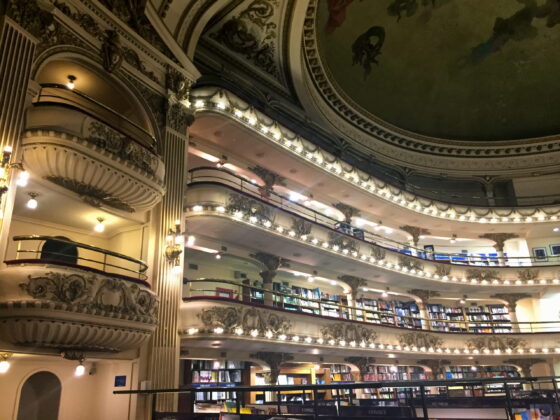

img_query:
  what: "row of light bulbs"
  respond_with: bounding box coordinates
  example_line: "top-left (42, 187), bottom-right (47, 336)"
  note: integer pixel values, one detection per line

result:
top-left (185, 327), bottom-right (557, 356)
top-left (188, 204), bottom-right (560, 286)
top-left (0, 354), bottom-right (86, 377)
top-left (192, 98), bottom-right (558, 224)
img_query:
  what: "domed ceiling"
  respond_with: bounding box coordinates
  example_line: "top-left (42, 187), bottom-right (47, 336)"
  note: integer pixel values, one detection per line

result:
top-left (315, 0), bottom-right (560, 141)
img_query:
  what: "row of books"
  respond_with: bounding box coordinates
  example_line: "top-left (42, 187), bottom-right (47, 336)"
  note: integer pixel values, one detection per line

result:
top-left (191, 360), bottom-right (245, 370)
top-left (192, 370), bottom-right (242, 383)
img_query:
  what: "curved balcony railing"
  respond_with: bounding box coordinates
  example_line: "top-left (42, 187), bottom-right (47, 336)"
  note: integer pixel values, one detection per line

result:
top-left (187, 167), bottom-right (560, 268)
top-left (35, 83), bottom-right (156, 152)
top-left (7, 235), bottom-right (149, 284)
top-left (184, 279), bottom-right (559, 334)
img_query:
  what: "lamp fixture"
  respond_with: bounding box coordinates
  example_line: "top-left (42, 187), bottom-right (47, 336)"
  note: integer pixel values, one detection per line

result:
top-left (75, 362), bottom-right (85, 377)
top-left (459, 295), bottom-right (467, 305)
top-left (0, 353), bottom-right (12, 373)
top-left (450, 234), bottom-right (457, 244)
top-left (26, 192), bottom-right (38, 209)
top-left (381, 287), bottom-right (389, 298)
top-left (165, 219), bottom-right (185, 271)
top-left (94, 217), bottom-right (105, 233)
top-left (0, 146), bottom-right (28, 202)
top-left (67, 75), bottom-right (77, 89)
top-left (215, 253), bottom-right (222, 260)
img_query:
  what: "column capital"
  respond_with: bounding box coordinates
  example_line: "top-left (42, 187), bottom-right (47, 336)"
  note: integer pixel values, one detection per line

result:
top-left (407, 289), bottom-right (440, 304)
top-left (331, 202), bottom-right (360, 223)
top-left (338, 275), bottom-right (367, 299)
top-left (250, 352), bottom-right (293, 385)
top-left (165, 101), bottom-right (194, 133)
top-left (344, 356), bottom-right (375, 373)
top-left (490, 293), bottom-right (531, 309)
top-left (478, 233), bottom-right (518, 251)
top-left (399, 225), bottom-right (431, 247)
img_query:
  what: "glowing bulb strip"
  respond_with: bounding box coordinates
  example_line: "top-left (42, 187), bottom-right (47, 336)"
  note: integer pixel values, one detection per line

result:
top-left (190, 93), bottom-right (560, 225)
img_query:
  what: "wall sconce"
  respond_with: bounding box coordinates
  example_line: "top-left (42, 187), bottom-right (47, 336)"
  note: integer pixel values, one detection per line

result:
top-left (0, 353), bottom-right (12, 373)
top-left (94, 217), bottom-right (105, 233)
top-left (165, 219), bottom-right (185, 270)
top-left (0, 146), bottom-right (28, 198)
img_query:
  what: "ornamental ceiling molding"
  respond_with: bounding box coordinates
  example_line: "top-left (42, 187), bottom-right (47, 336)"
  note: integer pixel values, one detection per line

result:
top-left (200, 0), bottom-right (292, 88)
top-left (302, 0), bottom-right (560, 166)
top-left (301, 0), bottom-right (560, 169)
top-left (190, 87), bottom-right (560, 224)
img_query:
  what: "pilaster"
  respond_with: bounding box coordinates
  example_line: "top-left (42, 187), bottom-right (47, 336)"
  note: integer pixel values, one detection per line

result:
top-left (0, 16), bottom-right (37, 261)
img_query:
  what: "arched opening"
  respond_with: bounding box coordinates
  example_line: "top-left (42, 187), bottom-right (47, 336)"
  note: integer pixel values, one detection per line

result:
top-left (17, 371), bottom-right (61, 420)
top-left (40, 236), bottom-right (78, 264)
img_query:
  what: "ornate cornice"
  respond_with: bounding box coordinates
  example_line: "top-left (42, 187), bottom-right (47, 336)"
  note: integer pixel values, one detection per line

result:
top-left (191, 87), bottom-right (560, 224)
top-left (301, 0), bottom-right (560, 170)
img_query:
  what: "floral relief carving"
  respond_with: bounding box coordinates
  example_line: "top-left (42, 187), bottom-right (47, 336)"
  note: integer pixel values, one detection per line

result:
top-left (434, 264), bottom-right (451, 277)
top-left (398, 255), bottom-right (424, 271)
top-left (291, 218), bottom-right (312, 237)
top-left (210, 0), bottom-right (280, 76)
top-left (466, 268), bottom-right (501, 281)
top-left (197, 306), bottom-right (291, 335)
top-left (321, 322), bottom-right (376, 344)
top-left (371, 245), bottom-right (386, 260)
top-left (398, 332), bottom-right (443, 349)
top-left (86, 120), bottom-right (159, 175)
top-left (466, 336), bottom-right (526, 352)
top-left (227, 193), bottom-right (274, 223)
top-left (45, 176), bottom-right (135, 213)
top-left (517, 269), bottom-right (539, 281)
top-left (19, 272), bottom-right (158, 321)
top-left (328, 232), bottom-right (357, 253)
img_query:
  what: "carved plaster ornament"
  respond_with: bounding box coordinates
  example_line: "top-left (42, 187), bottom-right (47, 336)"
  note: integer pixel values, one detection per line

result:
top-left (466, 268), bottom-right (501, 281)
top-left (328, 232), bottom-right (357, 252)
top-left (371, 245), bottom-right (386, 260)
top-left (398, 255), bottom-right (424, 271)
top-left (398, 332), bottom-right (443, 349)
top-left (399, 225), bottom-right (430, 246)
top-left (466, 336), bottom-right (526, 352)
top-left (250, 351), bottom-right (293, 385)
top-left (489, 293), bottom-right (531, 310)
top-left (478, 233), bottom-right (519, 252)
top-left (407, 289), bottom-right (440, 304)
top-left (291, 218), bottom-right (312, 237)
top-left (101, 30), bottom-right (123, 72)
top-left (344, 356), bottom-right (375, 373)
top-left (197, 306), bottom-right (291, 336)
top-left (331, 202), bottom-right (360, 223)
top-left (321, 322), bottom-right (376, 344)
top-left (434, 264), bottom-right (451, 277)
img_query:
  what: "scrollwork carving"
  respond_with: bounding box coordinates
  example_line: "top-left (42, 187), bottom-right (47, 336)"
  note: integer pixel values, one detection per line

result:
top-left (227, 193), bottom-right (274, 223)
top-left (328, 232), bottom-right (357, 253)
top-left (466, 336), bottom-right (526, 352)
top-left (321, 322), bottom-right (376, 344)
top-left (466, 268), bottom-right (501, 282)
top-left (19, 271), bottom-right (158, 321)
top-left (291, 218), bottom-right (312, 237)
top-left (398, 255), bottom-right (424, 271)
top-left (398, 332), bottom-right (442, 349)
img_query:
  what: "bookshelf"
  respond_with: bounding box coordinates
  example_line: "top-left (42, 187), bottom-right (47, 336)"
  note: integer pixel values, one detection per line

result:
top-left (253, 365), bottom-right (316, 403)
top-left (427, 303), bottom-right (510, 333)
top-left (361, 365), bottom-right (426, 400)
top-left (355, 298), bottom-right (421, 328)
top-left (444, 365), bottom-right (521, 395)
top-left (184, 360), bottom-right (249, 403)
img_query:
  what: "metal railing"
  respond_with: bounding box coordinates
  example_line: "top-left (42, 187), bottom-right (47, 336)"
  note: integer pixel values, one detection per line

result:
top-left (184, 279), bottom-right (560, 334)
top-left (8, 235), bottom-right (148, 282)
top-left (187, 167), bottom-right (560, 268)
top-left (35, 83), bottom-right (157, 152)
top-left (115, 376), bottom-right (560, 420)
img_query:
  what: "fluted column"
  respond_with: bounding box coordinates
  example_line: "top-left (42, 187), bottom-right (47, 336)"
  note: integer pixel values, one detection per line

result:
top-left (146, 99), bottom-right (193, 411)
top-left (0, 16), bottom-right (37, 260)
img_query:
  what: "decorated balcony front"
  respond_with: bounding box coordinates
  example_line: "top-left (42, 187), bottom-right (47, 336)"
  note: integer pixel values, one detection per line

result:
top-left (181, 283), bottom-right (560, 361)
top-left (23, 84), bottom-right (165, 213)
top-left (0, 235), bottom-right (158, 354)
top-left (185, 167), bottom-right (560, 288)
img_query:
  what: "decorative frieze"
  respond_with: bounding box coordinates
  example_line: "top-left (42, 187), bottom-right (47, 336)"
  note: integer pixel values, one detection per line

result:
top-left (466, 268), bottom-right (501, 282)
top-left (321, 322), bottom-right (376, 344)
top-left (398, 332), bottom-right (443, 349)
top-left (398, 255), bottom-right (424, 271)
top-left (518, 269), bottom-right (539, 281)
top-left (466, 336), bottom-right (526, 352)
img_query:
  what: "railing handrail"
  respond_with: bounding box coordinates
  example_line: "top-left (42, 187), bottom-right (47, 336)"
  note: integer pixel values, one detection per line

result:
top-left (12, 235), bottom-right (148, 279)
top-left (36, 83), bottom-right (157, 152)
top-left (184, 278), bottom-right (560, 333)
top-left (115, 375), bottom-right (559, 395)
top-left (187, 167), bottom-right (560, 267)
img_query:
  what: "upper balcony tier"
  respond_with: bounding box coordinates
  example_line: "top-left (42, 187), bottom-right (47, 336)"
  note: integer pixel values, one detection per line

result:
top-left (23, 84), bottom-right (165, 213)
top-left (0, 235), bottom-right (158, 354)
top-left (190, 87), bottom-right (560, 226)
top-left (181, 293), bottom-right (560, 362)
top-left (185, 167), bottom-right (560, 289)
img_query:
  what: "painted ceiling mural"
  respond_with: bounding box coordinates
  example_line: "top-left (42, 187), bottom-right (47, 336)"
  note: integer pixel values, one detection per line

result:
top-left (316, 0), bottom-right (560, 141)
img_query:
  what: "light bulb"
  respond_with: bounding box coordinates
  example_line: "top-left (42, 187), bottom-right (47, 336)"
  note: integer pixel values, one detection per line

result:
top-left (381, 291), bottom-right (388, 298)
top-left (75, 364), bottom-right (85, 377)
top-left (215, 254), bottom-right (221, 260)
top-left (94, 217), bottom-right (105, 233)
top-left (16, 171), bottom-right (29, 187)
top-left (67, 75), bottom-right (76, 89)
top-left (3, 146), bottom-right (12, 154)
top-left (26, 194), bottom-right (38, 209)
top-left (0, 360), bottom-right (10, 373)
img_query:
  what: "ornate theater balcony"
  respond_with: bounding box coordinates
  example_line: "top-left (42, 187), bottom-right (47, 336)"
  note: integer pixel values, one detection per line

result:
top-left (0, 236), bottom-right (158, 354)
top-left (181, 280), bottom-right (560, 360)
top-left (185, 167), bottom-right (560, 288)
top-left (23, 84), bottom-right (165, 213)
